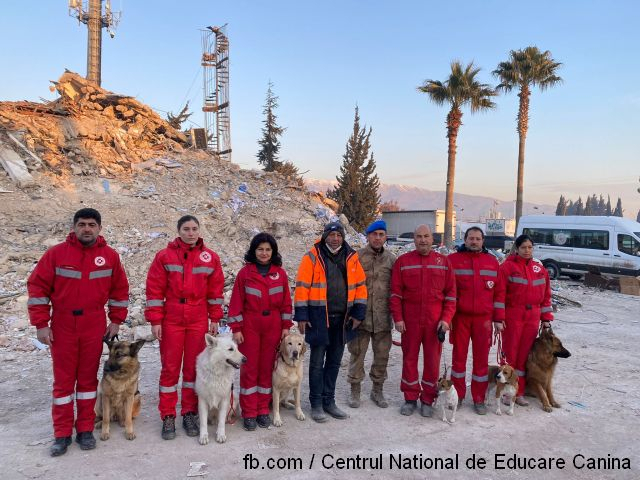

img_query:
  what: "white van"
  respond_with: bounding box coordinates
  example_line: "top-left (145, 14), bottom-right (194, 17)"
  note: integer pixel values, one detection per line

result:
top-left (516, 215), bottom-right (640, 279)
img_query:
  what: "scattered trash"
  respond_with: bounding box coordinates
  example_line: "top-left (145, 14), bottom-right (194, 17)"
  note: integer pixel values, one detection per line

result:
top-left (209, 190), bottom-right (220, 199)
top-left (155, 158), bottom-right (183, 169)
top-left (568, 401), bottom-right (587, 409)
top-left (237, 183), bottom-right (248, 193)
top-left (31, 338), bottom-right (49, 351)
top-left (102, 179), bottom-right (111, 194)
top-left (229, 195), bottom-right (245, 214)
top-left (187, 462), bottom-right (208, 477)
top-left (147, 232), bottom-right (167, 239)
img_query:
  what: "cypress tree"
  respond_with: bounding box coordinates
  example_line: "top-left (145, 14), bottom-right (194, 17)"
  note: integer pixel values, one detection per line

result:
top-left (555, 195), bottom-right (567, 216)
top-left (613, 198), bottom-right (623, 217)
top-left (584, 196), bottom-right (593, 216)
top-left (575, 197), bottom-right (584, 215)
top-left (328, 106), bottom-right (381, 231)
top-left (605, 195), bottom-right (612, 216)
top-left (597, 195), bottom-right (606, 215)
top-left (257, 82), bottom-right (286, 172)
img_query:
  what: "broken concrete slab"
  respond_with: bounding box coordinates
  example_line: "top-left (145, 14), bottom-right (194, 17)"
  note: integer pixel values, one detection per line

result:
top-left (0, 146), bottom-right (34, 187)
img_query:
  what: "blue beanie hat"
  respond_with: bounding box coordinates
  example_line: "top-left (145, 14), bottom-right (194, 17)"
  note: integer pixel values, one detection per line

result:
top-left (365, 220), bottom-right (387, 234)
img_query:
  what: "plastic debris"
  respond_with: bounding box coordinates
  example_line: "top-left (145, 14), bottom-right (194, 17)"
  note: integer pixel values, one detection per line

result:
top-left (237, 183), bottom-right (248, 193)
top-left (567, 401), bottom-right (587, 409)
top-left (102, 179), bottom-right (111, 194)
top-left (31, 338), bottom-right (49, 350)
top-left (187, 462), bottom-right (208, 477)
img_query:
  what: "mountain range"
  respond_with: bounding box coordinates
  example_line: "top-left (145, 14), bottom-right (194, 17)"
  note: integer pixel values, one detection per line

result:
top-left (305, 179), bottom-right (555, 222)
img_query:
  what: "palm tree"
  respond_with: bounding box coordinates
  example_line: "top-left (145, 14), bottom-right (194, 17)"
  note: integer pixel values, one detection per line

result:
top-left (418, 61), bottom-right (497, 247)
top-left (493, 47), bottom-right (562, 227)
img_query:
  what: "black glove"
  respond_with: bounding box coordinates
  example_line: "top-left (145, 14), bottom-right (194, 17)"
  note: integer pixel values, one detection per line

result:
top-left (437, 327), bottom-right (446, 343)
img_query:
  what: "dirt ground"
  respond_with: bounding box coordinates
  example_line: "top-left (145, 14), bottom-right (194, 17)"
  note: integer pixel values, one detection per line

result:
top-left (0, 281), bottom-right (638, 480)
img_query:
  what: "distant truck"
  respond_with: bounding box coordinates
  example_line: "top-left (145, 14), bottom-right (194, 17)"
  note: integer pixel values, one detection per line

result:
top-left (382, 209), bottom-right (454, 245)
top-left (516, 215), bottom-right (640, 279)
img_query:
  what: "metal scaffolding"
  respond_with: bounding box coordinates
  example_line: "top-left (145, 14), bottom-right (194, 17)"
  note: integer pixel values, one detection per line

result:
top-left (201, 25), bottom-right (231, 160)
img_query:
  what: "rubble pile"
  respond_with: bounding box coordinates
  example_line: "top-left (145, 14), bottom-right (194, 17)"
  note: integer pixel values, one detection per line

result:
top-left (0, 71), bottom-right (191, 176)
top-left (0, 154), bottom-right (362, 355)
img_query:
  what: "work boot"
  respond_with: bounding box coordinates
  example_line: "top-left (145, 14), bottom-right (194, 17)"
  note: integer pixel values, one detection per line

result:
top-left (310, 407), bottom-right (329, 423)
top-left (161, 415), bottom-right (176, 440)
top-left (515, 396), bottom-right (530, 407)
top-left (243, 417), bottom-right (257, 431)
top-left (75, 431), bottom-right (96, 450)
top-left (474, 403), bottom-right (487, 415)
top-left (256, 414), bottom-right (270, 428)
top-left (348, 383), bottom-right (361, 408)
top-left (400, 400), bottom-right (417, 416)
top-left (370, 384), bottom-right (389, 408)
top-left (420, 401), bottom-right (433, 418)
top-left (182, 412), bottom-right (200, 437)
top-left (50, 436), bottom-right (72, 457)
top-left (323, 403), bottom-right (348, 419)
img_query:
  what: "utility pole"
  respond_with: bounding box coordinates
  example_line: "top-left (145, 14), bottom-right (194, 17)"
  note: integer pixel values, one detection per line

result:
top-left (69, 0), bottom-right (121, 86)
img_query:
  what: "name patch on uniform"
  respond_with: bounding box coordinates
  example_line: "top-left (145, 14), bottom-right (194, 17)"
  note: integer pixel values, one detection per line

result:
top-left (94, 256), bottom-right (106, 266)
top-left (533, 265), bottom-right (541, 273)
top-left (269, 272), bottom-right (280, 280)
top-left (200, 251), bottom-right (212, 263)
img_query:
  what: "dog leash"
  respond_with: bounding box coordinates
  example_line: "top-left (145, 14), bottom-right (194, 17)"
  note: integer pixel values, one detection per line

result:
top-left (492, 331), bottom-right (507, 366)
top-left (226, 384), bottom-right (237, 425)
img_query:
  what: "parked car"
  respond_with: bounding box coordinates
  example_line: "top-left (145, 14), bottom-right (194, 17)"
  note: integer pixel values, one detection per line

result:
top-left (483, 235), bottom-right (514, 251)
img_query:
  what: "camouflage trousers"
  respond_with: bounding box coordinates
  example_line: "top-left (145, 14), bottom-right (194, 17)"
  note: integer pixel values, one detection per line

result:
top-left (347, 329), bottom-right (392, 386)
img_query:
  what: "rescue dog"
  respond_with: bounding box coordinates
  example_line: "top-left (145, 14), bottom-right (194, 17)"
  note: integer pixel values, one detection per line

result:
top-left (526, 328), bottom-right (571, 412)
top-left (487, 364), bottom-right (519, 416)
top-left (195, 334), bottom-right (246, 444)
top-left (95, 339), bottom-right (145, 441)
top-left (272, 332), bottom-right (307, 427)
top-left (435, 377), bottom-right (458, 423)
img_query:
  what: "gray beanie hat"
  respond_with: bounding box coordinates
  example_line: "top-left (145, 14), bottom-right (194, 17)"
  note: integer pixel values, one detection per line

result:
top-left (321, 221), bottom-right (345, 241)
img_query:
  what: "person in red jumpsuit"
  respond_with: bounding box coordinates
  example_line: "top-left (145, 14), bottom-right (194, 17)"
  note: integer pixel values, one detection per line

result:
top-left (228, 233), bottom-right (293, 431)
top-left (145, 215), bottom-right (224, 439)
top-left (27, 208), bottom-right (129, 457)
top-left (448, 227), bottom-right (499, 415)
top-left (494, 234), bottom-right (553, 406)
top-left (390, 224), bottom-right (456, 417)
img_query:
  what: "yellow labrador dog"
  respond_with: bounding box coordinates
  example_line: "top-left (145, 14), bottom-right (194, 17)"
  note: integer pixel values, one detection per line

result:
top-left (272, 332), bottom-right (307, 427)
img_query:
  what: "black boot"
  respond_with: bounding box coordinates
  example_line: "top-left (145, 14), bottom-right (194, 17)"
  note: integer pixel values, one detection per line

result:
top-left (243, 417), bottom-right (257, 431)
top-left (50, 436), bottom-right (72, 457)
top-left (323, 403), bottom-right (348, 419)
top-left (256, 414), bottom-right (270, 428)
top-left (75, 431), bottom-right (96, 450)
top-left (182, 412), bottom-right (200, 437)
top-left (162, 415), bottom-right (176, 440)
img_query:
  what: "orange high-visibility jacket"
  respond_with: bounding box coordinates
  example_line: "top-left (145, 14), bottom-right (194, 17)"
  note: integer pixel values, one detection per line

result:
top-left (293, 241), bottom-right (367, 346)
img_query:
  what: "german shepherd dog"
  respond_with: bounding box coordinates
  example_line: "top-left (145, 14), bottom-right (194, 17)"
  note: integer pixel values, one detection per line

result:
top-left (95, 339), bottom-right (145, 440)
top-left (526, 328), bottom-right (571, 412)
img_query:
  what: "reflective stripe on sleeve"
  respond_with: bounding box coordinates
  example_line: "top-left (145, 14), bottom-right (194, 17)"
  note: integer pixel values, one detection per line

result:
top-left (390, 293), bottom-right (403, 299)
top-left (532, 278), bottom-right (546, 286)
top-left (311, 282), bottom-right (327, 289)
top-left (108, 299), bottom-right (128, 307)
top-left (306, 251), bottom-right (317, 265)
top-left (28, 297), bottom-right (50, 305)
top-left (245, 287), bottom-right (262, 297)
top-left (296, 281), bottom-right (311, 288)
top-left (146, 299), bottom-right (164, 307)
top-left (541, 306), bottom-right (553, 313)
top-left (164, 264), bottom-right (184, 273)
top-left (227, 315), bottom-right (243, 324)
top-left (208, 298), bottom-right (224, 305)
top-left (55, 267), bottom-right (81, 279)
top-left (89, 269), bottom-right (112, 279)
top-left (400, 265), bottom-right (422, 271)
top-left (52, 394), bottom-right (74, 405)
top-left (281, 313), bottom-right (293, 320)
top-left (193, 267), bottom-right (214, 275)
top-left (76, 391), bottom-right (97, 400)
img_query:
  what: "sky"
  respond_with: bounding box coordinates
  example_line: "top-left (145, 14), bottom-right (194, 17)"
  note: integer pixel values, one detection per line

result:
top-left (1, 0), bottom-right (639, 219)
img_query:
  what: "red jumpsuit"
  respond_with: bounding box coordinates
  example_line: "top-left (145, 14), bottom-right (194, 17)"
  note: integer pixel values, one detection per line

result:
top-left (494, 254), bottom-right (553, 395)
top-left (27, 233), bottom-right (129, 438)
top-left (228, 264), bottom-right (293, 418)
top-left (448, 248), bottom-right (499, 403)
top-left (389, 250), bottom-right (456, 405)
top-left (145, 238), bottom-right (224, 418)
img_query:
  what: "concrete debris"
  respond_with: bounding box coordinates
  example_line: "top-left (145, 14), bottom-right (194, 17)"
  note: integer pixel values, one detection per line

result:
top-left (0, 70), bottom-right (194, 178)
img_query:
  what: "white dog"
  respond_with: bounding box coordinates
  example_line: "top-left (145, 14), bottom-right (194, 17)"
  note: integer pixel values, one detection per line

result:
top-left (435, 377), bottom-right (459, 424)
top-left (195, 334), bottom-right (246, 444)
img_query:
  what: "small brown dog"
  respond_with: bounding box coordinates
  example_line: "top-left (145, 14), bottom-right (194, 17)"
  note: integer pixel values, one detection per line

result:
top-left (487, 364), bottom-right (519, 416)
top-left (272, 332), bottom-right (307, 427)
top-left (95, 339), bottom-right (145, 440)
top-left (526, 328), bottom-right (571, 412)
top-left (435, 377), bottom-right (458, 423)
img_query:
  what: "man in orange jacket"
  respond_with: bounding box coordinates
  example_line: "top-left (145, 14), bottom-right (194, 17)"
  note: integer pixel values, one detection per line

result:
top-left (27, 208), bottom-right (129, 457)
top-left (294, 222), bottom-right (367, 423)
top-left (390, 224), bottom-right (456, 417)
